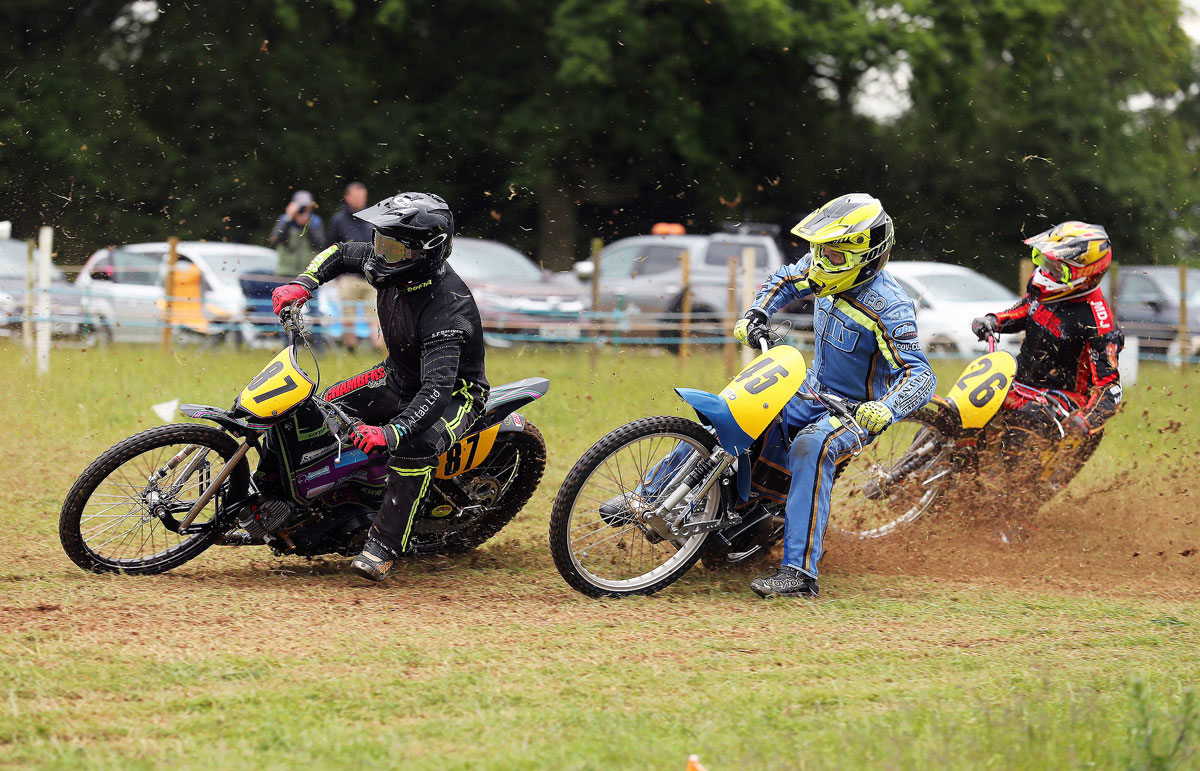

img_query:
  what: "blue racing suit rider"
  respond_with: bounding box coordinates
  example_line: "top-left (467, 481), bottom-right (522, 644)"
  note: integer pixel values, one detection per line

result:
top-left (734, 194), bottom-right (936, 598)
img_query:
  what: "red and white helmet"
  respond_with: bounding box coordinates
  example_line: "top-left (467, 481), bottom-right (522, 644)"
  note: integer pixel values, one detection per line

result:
top-left (1025, 221), bottom-right (1112, 303)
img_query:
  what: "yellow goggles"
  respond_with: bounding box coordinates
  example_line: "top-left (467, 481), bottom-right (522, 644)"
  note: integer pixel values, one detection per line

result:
top-left (1032, 250), bottom-right (1071, 283)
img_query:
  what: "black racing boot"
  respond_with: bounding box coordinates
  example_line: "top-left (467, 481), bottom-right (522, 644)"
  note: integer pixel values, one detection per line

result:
top-left (350, 533), bottom-right (396, 583)
top-left (749, 565), bottom-right (819, 598)
top-left (598, 492), bottom-right (634, 526)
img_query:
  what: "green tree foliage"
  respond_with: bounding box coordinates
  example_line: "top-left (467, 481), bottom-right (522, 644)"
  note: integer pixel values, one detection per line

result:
top-left (1, 0), bottom-right (1196, 277)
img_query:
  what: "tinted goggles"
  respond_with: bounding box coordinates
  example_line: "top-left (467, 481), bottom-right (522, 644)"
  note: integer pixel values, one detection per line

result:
top-left (374, 232), bottom-right (448, 264)
top-left (812, 243), bottom-right (850, 269)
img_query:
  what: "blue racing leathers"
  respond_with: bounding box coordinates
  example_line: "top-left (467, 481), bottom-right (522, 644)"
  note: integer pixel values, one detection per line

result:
top-left (752, 257), bottom-right (935, 578)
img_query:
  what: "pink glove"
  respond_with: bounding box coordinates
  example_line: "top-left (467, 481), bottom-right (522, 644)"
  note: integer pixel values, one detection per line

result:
top-left (352, 425), bottom-right (389, 453)
top-left (271, 282), bottom-right (312, 315)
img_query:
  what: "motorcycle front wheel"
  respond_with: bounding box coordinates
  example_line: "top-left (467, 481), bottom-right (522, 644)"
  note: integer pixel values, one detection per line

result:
top-left (548, 416), bottom-right (717, 598)
top-left (59, 423), bottom-right (250, 574)
top-left (829, 413), bottom-right (949, 539)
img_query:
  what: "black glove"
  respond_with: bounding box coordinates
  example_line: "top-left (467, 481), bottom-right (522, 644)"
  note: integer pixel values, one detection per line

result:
top-left (970, 314), bottom-right (999, 341)
top-left (733, 309), bottom-right (770, 349)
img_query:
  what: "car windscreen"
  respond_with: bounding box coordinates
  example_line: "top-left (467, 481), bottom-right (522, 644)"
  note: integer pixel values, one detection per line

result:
top-left (449, 240), bottom-right (543, 283)
top-left (705, 241), bottom-right (769, 268)
top-left (200, 249), bottom-right (279, 283)
top-left (0, 241), bottom-right (65, 280)
top-left (1149, 268), bottom-right (1200, 306)
top-left (915, 271), bottom-right (1017, 303)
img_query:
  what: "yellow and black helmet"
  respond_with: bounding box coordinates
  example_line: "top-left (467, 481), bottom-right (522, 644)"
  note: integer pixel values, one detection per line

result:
top-left (791, 193), bottom-right (895, 297)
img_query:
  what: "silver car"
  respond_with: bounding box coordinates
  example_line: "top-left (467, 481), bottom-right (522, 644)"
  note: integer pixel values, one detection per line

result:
top-left (76, 242), bottom-right (278, 343)
top-left (0, 239), bottom-right (89, 339)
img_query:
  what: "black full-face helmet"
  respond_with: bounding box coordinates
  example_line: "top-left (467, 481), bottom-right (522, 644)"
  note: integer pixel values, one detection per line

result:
top-left (354, 192), bottom-right (454, 287)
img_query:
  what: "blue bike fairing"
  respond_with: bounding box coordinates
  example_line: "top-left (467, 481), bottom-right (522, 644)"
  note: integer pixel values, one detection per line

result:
top-left (674, 388), bottom-right (754, 455)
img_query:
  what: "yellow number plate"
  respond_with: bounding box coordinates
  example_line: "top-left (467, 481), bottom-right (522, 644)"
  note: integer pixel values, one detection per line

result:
top-left (436, 424), bottom-right (501, 479)
top-left (236, 346), bottom-right (315, 419)
top-left (721, 346), bottom-right (808, 440)
top-left (946, 351), bottom-right (1017, 429)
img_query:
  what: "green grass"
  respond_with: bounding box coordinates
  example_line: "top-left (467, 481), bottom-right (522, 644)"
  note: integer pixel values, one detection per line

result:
top-left (0, 341), bottom-right (1198, 769)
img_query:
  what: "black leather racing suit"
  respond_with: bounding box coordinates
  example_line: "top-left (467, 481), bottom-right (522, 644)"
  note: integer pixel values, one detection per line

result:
top-left (991, 285), bottom-right (1123, 436)
top-left (293, 242), bottom-right (489, 553)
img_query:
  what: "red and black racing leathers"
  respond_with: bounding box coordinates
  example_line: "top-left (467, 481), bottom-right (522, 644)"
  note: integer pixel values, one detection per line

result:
top-left (292, 241), bottom-right (489, 553)
top-left (991, 285), bottom-right (1123, 435)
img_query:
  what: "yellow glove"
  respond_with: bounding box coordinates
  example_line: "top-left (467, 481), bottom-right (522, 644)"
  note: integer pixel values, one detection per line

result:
top-left (854, 401), bottom-right (893, 434)
top-left (733, 311), bottom-right (768, 349)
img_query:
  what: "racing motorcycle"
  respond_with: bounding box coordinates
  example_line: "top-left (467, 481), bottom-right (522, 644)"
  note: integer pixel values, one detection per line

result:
top-left (828, 333), bottom-right (1104, 539)
top-left (60, 306), bottom-right (548, 575)
top-left (548, 330), bottom-right (868, 598)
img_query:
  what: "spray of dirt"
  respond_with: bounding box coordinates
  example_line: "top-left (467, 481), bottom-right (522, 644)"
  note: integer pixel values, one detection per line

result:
top-left (822, 460), bottom-right (1200, 597)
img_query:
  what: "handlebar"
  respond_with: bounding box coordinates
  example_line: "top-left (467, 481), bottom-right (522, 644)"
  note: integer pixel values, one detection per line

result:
top-left (987, 333), bottom-right (997, 353)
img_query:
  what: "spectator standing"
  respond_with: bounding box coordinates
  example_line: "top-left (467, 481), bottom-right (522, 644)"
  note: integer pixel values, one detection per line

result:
top-left (270, 190), bottom-right (326, 277)
top-left (328, 181), bottom-right (382, 352)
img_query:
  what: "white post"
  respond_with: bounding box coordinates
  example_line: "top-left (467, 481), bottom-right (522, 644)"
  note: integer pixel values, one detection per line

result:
top-left (36, 226), bottom-right (52, 376)
top-left (23, 239), bottom-right (35, 354)
top-left (740, 247), bottom-right (756, 365)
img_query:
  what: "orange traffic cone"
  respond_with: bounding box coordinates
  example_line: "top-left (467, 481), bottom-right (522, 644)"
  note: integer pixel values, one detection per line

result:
top-left (686, 754), bottom-right (709, 771)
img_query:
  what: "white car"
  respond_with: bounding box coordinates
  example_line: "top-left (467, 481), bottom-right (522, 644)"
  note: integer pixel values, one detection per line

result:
top-left (886, 261), bottom-right (1023, 356)
top-left (76, 242), bottom-right (278, 343)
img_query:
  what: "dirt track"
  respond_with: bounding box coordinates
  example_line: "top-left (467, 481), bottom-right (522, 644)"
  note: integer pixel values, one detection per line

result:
top-left (825, 462), bottom-right (1200, 598)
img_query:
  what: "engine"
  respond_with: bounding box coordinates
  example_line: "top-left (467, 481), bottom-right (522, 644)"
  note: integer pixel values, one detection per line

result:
top-left (238, 499), bottom-right (295, 543)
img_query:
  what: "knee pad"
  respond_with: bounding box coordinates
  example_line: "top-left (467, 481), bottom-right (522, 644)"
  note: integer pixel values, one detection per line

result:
top-left (788, 424), bottom-right (829, 463)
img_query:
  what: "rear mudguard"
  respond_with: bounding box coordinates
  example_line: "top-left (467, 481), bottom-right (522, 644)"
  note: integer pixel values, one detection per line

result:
top-left (472, 377), bottom-right (550, 434)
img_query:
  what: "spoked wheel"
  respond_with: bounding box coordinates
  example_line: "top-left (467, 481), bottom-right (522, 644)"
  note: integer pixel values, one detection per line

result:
top-left (830, 414), bottom-right (949, 539)
top-left (411, 423), bottom-right (547, 556)
top-left (59, 424), bottom-right (250, 574)
top-left (549, 416), bottom-right (718, 598)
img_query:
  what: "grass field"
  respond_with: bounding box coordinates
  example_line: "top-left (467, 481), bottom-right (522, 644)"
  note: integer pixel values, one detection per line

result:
top-left (1, 341), bottom-right (1198, 769)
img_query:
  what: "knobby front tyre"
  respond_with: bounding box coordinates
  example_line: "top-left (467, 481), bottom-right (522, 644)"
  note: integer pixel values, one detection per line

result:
top-left (548, 416), bottom-right (717, 598)
top-left (59, 423), bottom-right (250, 574)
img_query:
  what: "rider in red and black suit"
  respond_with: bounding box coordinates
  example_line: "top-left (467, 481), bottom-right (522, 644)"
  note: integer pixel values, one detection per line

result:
top-left (972, 221), bottom-right (1124, 439)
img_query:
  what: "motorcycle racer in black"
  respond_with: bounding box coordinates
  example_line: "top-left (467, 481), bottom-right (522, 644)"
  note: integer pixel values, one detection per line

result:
top-left (971, 221), bottom-right (1123, 442)
top-left (271, 192), bottom-right (488, 582)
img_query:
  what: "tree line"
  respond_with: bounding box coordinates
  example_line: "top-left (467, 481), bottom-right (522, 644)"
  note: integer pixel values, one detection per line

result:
top-left (2, 0), bottom-right (1198, 282)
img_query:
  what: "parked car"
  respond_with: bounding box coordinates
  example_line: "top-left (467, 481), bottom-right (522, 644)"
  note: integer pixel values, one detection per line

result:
top-left (0, 239), bottom-right (89, 339)
top-left (886, 261), bottom-right (1023, 356)
top-left (449, 237), bottom-right (589, 341)
top-left (572, 231), bottom-right (791, 345)
top-left (76, 242), bottom-right (278, 343)
top-left (1103, 265), bottom-right (1200, 355)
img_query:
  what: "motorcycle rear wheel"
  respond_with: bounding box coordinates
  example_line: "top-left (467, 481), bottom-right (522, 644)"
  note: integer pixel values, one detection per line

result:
top-left (409, 423), bottom-right (547, 556)
top-left (829, 413), bottom-right (949, 539)
top-left (60, 424), bottom-right (250, 574)
top-left (549, 416), bottom-right (716, 598)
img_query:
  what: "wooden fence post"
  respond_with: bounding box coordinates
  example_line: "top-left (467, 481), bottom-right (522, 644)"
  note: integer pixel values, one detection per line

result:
top-left (740, 247), bottom-right (756, 365)
top-left (1179, 263), bottom-right (1190, 367)
top-left (678, 251), bottom-right (691, 362)
top-left (1018, 258), bottom-right (1033, 294)
top-left (162, 236), bottom-right (179, 352)
top-left (725, 257), bottom-right (738, 377)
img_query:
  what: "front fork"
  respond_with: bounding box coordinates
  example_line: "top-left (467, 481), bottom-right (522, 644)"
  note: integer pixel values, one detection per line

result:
top-left (640, 446), bottom-right (737, 540)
